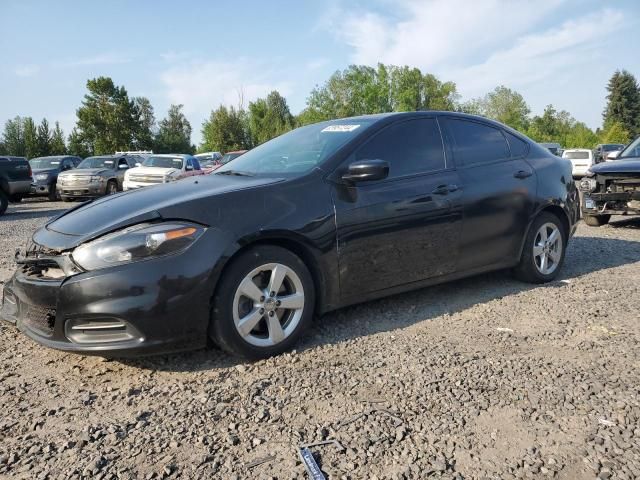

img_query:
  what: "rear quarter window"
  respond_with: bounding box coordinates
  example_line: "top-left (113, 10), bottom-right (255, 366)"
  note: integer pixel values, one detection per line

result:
top-left (504, 131), bottom-right (529, 158)
top-left (443, 118), bottom-right (510, 166)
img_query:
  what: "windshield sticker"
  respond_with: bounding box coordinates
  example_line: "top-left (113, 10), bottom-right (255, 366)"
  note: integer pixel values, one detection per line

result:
top-left (104, 161), bottom-right (114, 165)
top-left (321, 124), bottom-right (361, 133)
top-left (50, 161), bottom-right (60, 165)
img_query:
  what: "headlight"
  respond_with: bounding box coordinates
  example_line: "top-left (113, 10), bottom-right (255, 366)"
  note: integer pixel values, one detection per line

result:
top-left (71, 222), bottom-right (205, 271)
top-left (579, 177), bottom-right (597, 192)
top-left (164, 175), bottom-right (177, 183)
top-left (34, 174), bottom-right (49, 181)
top-left (89, 176), bottom-right (104, 184)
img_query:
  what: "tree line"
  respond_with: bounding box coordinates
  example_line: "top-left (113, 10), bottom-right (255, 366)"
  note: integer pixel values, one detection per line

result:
top-left (1, 66), bottom-right (639, 159)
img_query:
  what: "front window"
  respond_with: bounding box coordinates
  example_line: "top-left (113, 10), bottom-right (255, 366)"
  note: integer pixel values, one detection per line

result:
top-left (30, 157), bottom-right (62, 169)
top-left (219, 152), bottom-right (243, 165)
top-left (216, 120), bottom-right (375, 176)
top-left (142, 156), bottom-right (185, 169)
top-left (77, 157), bottom-right (116, 169)
top-left (618, 138), bottom-right (640, 159)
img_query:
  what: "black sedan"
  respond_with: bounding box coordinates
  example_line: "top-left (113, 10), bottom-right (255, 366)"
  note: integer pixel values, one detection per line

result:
top-left (0, 112), bottom-right (579, 359)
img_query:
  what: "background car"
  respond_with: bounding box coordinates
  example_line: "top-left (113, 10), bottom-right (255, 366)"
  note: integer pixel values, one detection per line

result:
top-left (202, 150), bottom-right (248, 174)
top-left (594, 143), bottom-right (625, 163)
top-left (57, 155), bottom-right (137, 201)
top-left (0, 156), bottom-right (31, 215)
top-left (123, 154), bottom-right (205, 190)
top-left (0, 112), bottom-right (578, 360)
top-left (539, 142), bottom-right (562, 156)
top-left (26, 156), bottom-right (82, 201)
top-left (195, 152), bottom-right (223, 173)
top-left (562, 149), bottom-right (594, 178)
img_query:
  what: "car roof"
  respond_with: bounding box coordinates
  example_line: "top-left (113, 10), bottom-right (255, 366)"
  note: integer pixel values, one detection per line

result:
top-left (564, 148), bottom-right (591, 152)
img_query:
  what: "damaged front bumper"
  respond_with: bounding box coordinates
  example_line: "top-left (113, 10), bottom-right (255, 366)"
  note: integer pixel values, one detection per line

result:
top-left (581, 174), bottom-right (640, 216)
top-left (0, 240), bottom-right (217, 356)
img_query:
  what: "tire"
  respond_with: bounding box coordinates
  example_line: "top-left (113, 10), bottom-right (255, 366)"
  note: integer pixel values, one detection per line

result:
top-left (106, 181), bottom-right (118, 195)
top-left (47, 185), bottom-right (58, 201)
top-left (61, 196), bottom-right (72, 202)
top-left (210, 245), bottom-right (315, 359)
top-left (513, 212), bottom-right (567, 284)
top-left (9, 194), bottom-right (23, 203)
top-left (0, 190), bottom-right (8, 216)
top-left (583, 214), bottom-right (610, 227)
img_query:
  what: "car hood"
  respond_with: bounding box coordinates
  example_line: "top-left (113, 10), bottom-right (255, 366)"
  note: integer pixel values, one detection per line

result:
top-left (32, 168), bottom-right (57, 175)
top-left (590, 159), bottom-right (640, 174)
top-left (128, 166), bottom-right (178, 176)
top-left (59, 168), bottom-right (113, 177)
top-left (34, 174), bottom-right (284, 250)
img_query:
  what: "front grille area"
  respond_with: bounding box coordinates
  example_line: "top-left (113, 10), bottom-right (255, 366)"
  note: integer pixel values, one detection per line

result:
top-left (22, 303), bottom-right (56, 337)
top-left (129, 174), bottom-right (164, 184)
top-left (60, 175), bottom-right (91, 186)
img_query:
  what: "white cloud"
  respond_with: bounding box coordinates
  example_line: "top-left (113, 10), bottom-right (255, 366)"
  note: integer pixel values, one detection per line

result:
top-left (160, 58), bottom-right (294, 117)
top-left (338, 0), bottom-right (565, 68)
top-left (14, 64), bottom-right (40, 77)
top-left (306, 58), bottom-right (330, 71)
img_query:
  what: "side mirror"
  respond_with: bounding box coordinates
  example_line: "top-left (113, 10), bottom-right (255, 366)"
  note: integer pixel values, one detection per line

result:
top-left (342, 159), bottom-right (389, 183)
top-left (607, 151), bottom-right (620, 160)
top-left (135, 162), bottom-right (141, 167)
top-left (185, 165), bottom-right (194, 171)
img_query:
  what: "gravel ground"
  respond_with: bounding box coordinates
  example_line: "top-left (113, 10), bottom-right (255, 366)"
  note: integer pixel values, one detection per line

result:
top-left (1, 198), bottom-right (639, 480)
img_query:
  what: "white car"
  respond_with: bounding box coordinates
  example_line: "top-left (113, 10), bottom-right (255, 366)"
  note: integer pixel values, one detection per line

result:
top-left (562, 149), bottom-right (594, 178)
top-left (123, 154), bottom-right (205, 190)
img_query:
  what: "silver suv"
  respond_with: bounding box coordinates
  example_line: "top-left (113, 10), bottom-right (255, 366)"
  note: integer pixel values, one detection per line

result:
top-left (57, 155), bottom-right (137, 201)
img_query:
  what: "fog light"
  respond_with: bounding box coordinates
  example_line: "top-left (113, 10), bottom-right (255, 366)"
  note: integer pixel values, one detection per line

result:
top-left (65, 318), bottom-right (142, 344)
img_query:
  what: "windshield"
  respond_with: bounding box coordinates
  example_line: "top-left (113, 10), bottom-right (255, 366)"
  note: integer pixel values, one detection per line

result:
top-left (618, 138), bottom-right (640, 159)
top-left (603, 144), bottom-right (624, 151)
top-left (142, 156), bottom-right (185, 169)
top-left (220, 152), bottom-right (243, 165)
top-left (30, 157), bottom-right (62, 169)
top-left (563, 151), bottom-right (590, 160)
top-left (77, 157), bottom-right (117, 169)
top-left (216, 120), bottom-right (375, 176)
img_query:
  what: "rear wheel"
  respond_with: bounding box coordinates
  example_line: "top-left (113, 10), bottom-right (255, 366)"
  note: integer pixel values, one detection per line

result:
top-left (583, 214), bottom-right (610, 227)
top-left (0, 191), bottom-right (8, 216)
top-left (106, 181), bottom-right (118, 195)
top-left (210, 245), bottom-right (315, 359)
top-left (514, 212), bottom-right (566, 283)
top-left (47, 185), bottom-right (58, 201)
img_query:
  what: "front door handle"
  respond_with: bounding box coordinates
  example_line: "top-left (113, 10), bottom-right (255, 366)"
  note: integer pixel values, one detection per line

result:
top-left (432, 184), bottom-right (458, 195)
top-left (514, 170), bottom-right (532, 179)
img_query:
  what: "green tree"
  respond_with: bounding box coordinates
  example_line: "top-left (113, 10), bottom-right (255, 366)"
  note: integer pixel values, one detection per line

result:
top-left (134, 96), bottom-right (156, 150)
top-left (464, 86), bottom-right (530, 132)
top-left (50, 122), bottom-right (67, 155)
top-left (74, 76), bottom-right (144, 154)
top-left (564, 122), bottom-right (599, 149)
top-left (154, 104), bottom-right (193, 153)
top-left (36, 118), bottom-right (52, 157)
top-left (603, 70), bottom-right (640, 137)
top-left (299, 64), bottom-right (459, 125)
top-left (600, 121), bottom-right (631, 144)
top-left (201, 105), bottom-right (249, 152)
top-left (68, 127), bottom-right (92, 158)
top-left (248, 90), bottom-right (294, 145)
top-left (23, 117), bottom-right (38, 159)
top-left (2, 117), bottom-right (26, 156)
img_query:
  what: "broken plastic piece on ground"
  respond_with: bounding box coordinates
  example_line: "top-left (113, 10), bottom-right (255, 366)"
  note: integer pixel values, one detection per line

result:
top-left (598, 417), bottom-right (616, 427)
top-left (298, 440), bottom-right (345, 480)
top-left (496, 327), bottom-right (514, 333)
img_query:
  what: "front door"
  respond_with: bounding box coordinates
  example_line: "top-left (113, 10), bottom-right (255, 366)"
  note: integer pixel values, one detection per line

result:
top-left (332, 117), bottom-right (463, 299)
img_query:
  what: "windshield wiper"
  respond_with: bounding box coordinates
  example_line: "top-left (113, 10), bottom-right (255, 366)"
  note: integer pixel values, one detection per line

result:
top-left (215, 170), bottom-right (255, 177)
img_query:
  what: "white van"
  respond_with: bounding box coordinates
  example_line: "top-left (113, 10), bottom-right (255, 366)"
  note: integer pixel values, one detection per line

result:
top-left (562, 149), bottom-right (594, 178)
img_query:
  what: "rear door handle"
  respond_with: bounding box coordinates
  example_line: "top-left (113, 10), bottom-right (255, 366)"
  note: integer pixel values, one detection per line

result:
top-left (514, 170), bottom-right (532, 179)
top-left (432, 184), bottom-right (458, 195)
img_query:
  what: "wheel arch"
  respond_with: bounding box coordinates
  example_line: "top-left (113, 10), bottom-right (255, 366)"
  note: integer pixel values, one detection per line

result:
top-left (214, 232), bottom-right (330, 316)
top-left (518, 203), bottom-right (571, 259)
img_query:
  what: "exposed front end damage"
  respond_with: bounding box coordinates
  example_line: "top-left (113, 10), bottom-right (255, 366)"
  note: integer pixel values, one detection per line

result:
top-left (581, 171), bottom-right (640, 217)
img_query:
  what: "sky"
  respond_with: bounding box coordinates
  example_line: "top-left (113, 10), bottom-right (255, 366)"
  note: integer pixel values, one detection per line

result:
top-left (1, 0), bottom-right (639, 145)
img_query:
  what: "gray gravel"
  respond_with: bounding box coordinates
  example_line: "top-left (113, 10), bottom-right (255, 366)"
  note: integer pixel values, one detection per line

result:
top-left (1, 198), bottom-right (639, 479)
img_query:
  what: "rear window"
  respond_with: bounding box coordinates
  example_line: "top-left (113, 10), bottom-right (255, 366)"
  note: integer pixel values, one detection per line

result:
top-left (563, 151), bottom-right (590, 160)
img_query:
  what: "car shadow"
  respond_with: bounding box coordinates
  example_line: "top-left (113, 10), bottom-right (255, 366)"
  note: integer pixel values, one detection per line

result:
top-left (607, 216), bottom-right (640, 229)
top-left (120, 233), bottom-right (640, 372)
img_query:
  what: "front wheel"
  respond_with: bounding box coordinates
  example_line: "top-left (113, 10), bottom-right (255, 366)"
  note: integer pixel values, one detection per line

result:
top-left (210, 245), bottom-right (315, 359)
top-left (47, 187), bottom-right (59, 202)
top-left (0, 191), bottom-right (8, 216)
top-left (106, 181), bottom-right (118, 195)
top-left (513, 212), bottom-right (567, 283)
top-left (583, 214), bottom-right (610, 227)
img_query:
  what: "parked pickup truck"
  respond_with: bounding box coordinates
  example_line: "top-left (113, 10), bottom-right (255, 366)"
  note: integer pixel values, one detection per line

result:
top-left (0, 156), bottom-right (32, 216)
top-left (580, 136), bottom-right (640, 226)
top-left (123, 154), bottom-right (205, 190)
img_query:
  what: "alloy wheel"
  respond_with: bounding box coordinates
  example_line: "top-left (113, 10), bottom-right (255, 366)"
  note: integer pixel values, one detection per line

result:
top-left (232, 263), bottom-right (305, 347)
top-left (533, 222), bottom-right (563, 275)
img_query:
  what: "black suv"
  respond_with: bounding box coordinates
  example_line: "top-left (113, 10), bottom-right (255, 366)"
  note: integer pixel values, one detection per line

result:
top-left (0, 156), bottom-right (32, 215)
top-left (28, 156), bottom-right (82, 201)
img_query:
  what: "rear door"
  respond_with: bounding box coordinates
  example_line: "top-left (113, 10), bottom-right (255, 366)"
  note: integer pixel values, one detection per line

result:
top-left (440, 117), bottom-right (536, 272)
top-left (332, 117), bottom-right (463, 298)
